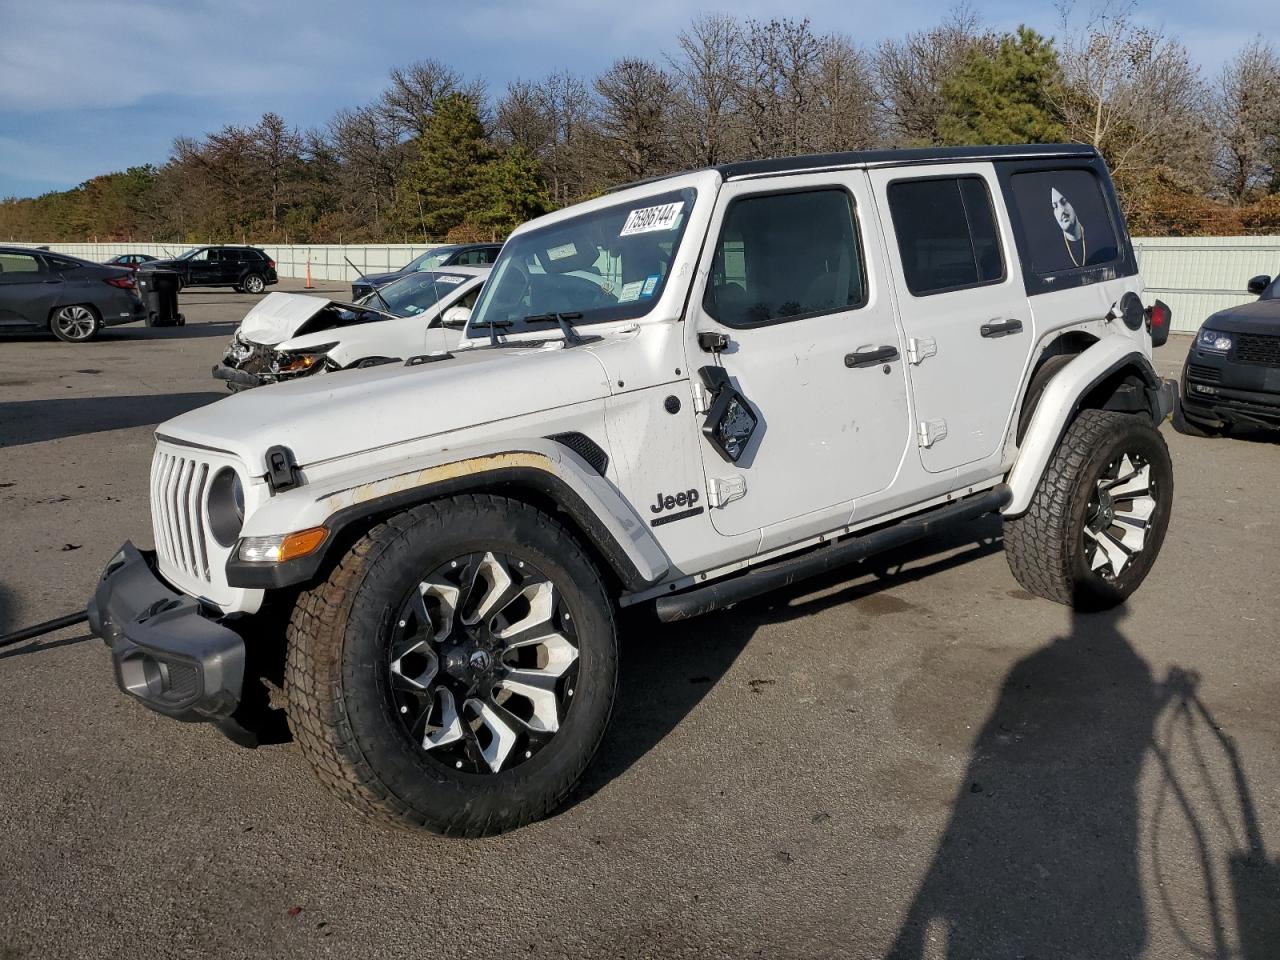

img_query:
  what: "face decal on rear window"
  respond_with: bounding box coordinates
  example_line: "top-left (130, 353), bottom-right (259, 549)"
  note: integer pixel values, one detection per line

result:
top-left (1010, 169), bottom-right (1119, 274)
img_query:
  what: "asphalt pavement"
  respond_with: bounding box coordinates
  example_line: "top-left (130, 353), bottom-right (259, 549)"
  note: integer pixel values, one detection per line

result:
top-left (1, 281), bottom-right (1277, 959)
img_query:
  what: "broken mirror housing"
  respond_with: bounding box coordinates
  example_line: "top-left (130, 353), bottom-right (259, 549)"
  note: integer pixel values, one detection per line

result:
top-left (702, 381), bottom-right (759, 463)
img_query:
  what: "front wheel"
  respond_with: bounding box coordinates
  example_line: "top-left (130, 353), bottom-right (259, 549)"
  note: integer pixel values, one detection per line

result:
top-left (1004, 409), bottom-right (1173, 610)
top-left (285, 495), bottom-right (618, 835)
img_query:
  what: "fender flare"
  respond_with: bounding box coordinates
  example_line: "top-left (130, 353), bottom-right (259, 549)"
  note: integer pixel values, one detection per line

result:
top-left (226, 439), bottom-right (671, 592)
top-left (1003, 336), bottom-right (1172, 517)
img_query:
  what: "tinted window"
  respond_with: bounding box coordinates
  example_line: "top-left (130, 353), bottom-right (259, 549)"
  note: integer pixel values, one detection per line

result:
top-left (0, 252), bottom-right (42, 282)
top-left (1009, 168), bottom-right (1119, 274)
top-left (888, 177), bottom-right (1004, 296)
top-left (705, 189), bottom-right (865, 327)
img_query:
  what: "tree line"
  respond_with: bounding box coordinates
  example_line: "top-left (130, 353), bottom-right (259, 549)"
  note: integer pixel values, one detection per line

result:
top-left (4, 4), bottom-right (1280, 243)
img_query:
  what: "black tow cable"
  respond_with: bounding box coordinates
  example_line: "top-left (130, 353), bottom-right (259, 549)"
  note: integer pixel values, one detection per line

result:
top-left (0, 610), bottom-right (89, 651)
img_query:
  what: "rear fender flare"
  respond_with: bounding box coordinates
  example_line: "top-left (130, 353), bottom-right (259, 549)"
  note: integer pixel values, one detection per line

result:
top-left (1004, 337), bottom-right (1166, 517)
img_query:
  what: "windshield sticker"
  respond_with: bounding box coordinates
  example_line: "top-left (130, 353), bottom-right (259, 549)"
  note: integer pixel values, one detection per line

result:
top-left (547, 242), bottom-right (577, 261)
top-left (641, 275), bottom-right (660, 297)
top-left (617, 280), bottom-right (644, 302)
top-left (619, 202), bottom-right (683, 236)
top-left (433, 275), bottom-right (466, 285)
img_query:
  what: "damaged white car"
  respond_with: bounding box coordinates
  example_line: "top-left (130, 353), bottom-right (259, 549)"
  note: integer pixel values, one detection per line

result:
top-left (213, 267), bottom-right (489, 390)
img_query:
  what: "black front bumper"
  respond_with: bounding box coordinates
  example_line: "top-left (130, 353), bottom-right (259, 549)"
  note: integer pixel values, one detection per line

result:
top-left (1181, 348), bottom-right (1280, 427)
top-left (211, 362), bottom-right (264, 390)
top-left (86, 542), bottom-right (244, 722)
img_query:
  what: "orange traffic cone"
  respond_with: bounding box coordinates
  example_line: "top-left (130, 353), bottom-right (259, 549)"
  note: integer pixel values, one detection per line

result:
top-left (304, 259), bottom-right (314, 289)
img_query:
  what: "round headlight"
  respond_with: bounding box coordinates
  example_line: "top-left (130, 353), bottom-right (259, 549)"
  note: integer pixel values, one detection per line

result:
top-left (207, 468), bottom-right (245, 547)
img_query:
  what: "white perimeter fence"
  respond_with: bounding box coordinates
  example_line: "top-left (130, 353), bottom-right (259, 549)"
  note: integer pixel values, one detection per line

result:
top-left (12, 236), bottom-right (1280, 334)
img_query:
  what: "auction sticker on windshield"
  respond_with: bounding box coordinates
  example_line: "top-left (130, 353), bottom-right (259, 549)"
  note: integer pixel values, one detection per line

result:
top-left (619, 202), bottom-right (683, 236)
top-left (433, 275), bottom-right (466, 284)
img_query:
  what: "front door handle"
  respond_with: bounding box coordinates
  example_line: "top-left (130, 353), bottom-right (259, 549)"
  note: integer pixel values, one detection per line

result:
top-left (845, 345), bottom-right (899, 368)
top-left (980, 319), bottom-right (1024, 338)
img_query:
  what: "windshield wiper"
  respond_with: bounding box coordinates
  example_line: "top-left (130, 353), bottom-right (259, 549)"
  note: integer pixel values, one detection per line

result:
top-left (470, 317), bottom-right (512, 347)
top-left (523, 312), bottom-right (587, 346)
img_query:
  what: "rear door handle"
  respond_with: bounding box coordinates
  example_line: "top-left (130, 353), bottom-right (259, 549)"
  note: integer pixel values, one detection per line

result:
top-left (845, 346), bottom-right (900, 368)
top-left (980, 319), bottom-right (1023, 338)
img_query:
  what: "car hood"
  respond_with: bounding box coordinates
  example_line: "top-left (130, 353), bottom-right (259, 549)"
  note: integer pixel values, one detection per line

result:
top-left (357, 270), bottom-right (408, 287)
top-left (139, 258), bottom-right (180, 271)
top-left (1203, 299), bottom-right (1280, 335)
top-left (160, 342), bottom-right (611, 468)
top-left (236, 292), bottom-right (393, 346)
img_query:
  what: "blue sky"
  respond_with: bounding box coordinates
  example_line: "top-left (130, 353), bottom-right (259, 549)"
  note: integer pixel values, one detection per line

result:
top-left (0, 0), bottom-right (1266, 199)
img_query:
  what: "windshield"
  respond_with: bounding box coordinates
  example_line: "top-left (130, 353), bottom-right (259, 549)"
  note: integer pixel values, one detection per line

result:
top-left (467, 187), bottom-right (696, 338)
top-left (176, 248), bottom-right (201, 260)
top-left (359, 272), bottom-right (471, 316)
top-left (405, 247), bottom-right (459, 273)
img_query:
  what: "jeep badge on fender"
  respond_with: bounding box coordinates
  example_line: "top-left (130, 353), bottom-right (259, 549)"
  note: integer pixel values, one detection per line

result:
top-left (85, 143), bottom-right (1175, 837)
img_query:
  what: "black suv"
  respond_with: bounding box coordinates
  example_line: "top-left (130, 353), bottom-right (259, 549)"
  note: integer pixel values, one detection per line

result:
top-left (140, 246), bottom-right (278, 294)
top-left (351, 243), bottom-right (501, 299)
top-left (1177, 272), bottom-right (1280, 435)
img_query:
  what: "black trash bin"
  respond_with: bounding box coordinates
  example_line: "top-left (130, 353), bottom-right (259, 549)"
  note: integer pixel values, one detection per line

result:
top-left (138, 270), bottom-right (184, 327)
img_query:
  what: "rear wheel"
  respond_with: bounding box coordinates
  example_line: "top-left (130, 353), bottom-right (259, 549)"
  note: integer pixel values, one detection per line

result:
top-left (50, 304), bottom-right (101, 343)
top-left (285, 494), bottom-right (618, 835)
top-left (242, 273), bottom-right (266, 294)
top-left (1004, 410), bottom-right (1173, 609)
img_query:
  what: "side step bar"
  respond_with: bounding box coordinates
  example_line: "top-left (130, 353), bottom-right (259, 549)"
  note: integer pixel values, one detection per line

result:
top-left (654, 484), bottom-right (1011, 623)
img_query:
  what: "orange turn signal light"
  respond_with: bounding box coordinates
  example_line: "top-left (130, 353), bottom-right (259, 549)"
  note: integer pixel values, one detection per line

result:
top-left (278, 526), bottom-right (327, 562)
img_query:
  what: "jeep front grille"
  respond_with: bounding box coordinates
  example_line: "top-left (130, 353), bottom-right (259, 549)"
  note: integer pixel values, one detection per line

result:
top-left (151, 450), bottom-right (213, 583)
top-left (1235, 333), bottom-right (1280, 366)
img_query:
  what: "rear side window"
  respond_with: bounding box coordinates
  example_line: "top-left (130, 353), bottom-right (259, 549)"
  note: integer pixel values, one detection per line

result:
top-left (888, 177), bottom-right (1004, 296)
top-left (1008, 168), bottom-right (1119, 274)
top-left (705, 188), bottom-right (866, 327)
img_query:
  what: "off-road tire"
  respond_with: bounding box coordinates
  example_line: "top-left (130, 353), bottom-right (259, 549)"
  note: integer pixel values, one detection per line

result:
top-left (285, 494), bottom-right (618, 836)
top-left (1004, 409), bottom-right (1173, 610)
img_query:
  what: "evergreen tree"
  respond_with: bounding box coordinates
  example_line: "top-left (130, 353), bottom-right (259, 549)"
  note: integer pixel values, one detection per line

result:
top-left (477, 146), bottom-right (552, 235)
top-left (938, 27), bottom-right (1065, 146)
top-left (396, 93), bottom-right (492, 239)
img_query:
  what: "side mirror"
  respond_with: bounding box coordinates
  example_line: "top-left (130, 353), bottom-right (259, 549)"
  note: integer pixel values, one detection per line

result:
top-left (441, 305), bottom-right (471, 328)
top-left (1247, 275), bottom-right (1272, 296)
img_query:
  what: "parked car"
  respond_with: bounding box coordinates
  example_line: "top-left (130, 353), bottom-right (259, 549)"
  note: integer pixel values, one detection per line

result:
top-left (105, 253), bottom-right (159, 272)
top-left (1174, 272), bottom-right (1280, 436)
top-left (351, 243), bottom-right (501, 299)
top-left (87, 144), bottom-right (1176, 836)
top-left (0, 246), bottom-right (145, 342)
top-left (139, 246), bottom-right (278, 293)
top-left (213, 267), bottom-right (489, 390)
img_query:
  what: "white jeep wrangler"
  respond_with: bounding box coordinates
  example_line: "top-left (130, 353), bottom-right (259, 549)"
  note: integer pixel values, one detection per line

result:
top-left (87, 144), bottom-right (1176, 835)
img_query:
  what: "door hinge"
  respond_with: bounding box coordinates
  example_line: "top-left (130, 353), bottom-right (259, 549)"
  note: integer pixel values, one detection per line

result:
top-left (906, 337), bottom-right (937, 365)
top-left (917, 419), bottom-right (948, 448)
top-left (707, 475), bottom-right (747, 508)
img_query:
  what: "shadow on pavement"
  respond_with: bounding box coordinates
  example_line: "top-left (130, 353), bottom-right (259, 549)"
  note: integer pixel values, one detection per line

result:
top-left (97, 321), bottom-right (240, 341)
top-left (572, 516), bottom-right (1004, 807)
top-left (0, 392), bottom-right (223, 447)
top-left (886, 606), bottom-right (1279, 959)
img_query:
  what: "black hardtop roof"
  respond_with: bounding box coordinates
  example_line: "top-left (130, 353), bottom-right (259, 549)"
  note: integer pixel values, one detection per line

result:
top-left (717, 143), bottom-right (1098, 179)
top-left (608, 143), bottom-right (1099, 193)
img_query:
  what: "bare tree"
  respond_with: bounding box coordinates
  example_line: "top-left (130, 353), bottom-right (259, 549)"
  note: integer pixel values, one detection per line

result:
top-left (1212, 39), bottom-right (1280, 203)
top-left (251, 112), bottom-right (302, 234)
top-left (810, 36), bottom-right (879, 152)
top-left (738, 18), bottom-right (825, 158)
top-left (594, 59), bottom-right (674, 180)
top-left (1054, 1), bottom-right (1212, 197)
top-left (328, 105), bottom-right (401, 233)
top-left (380, 59), bottom-right (487, 140)
top-left (874, 6), bottom-right (993, 146)
top-left (667, 13), bottom-right (745, 166)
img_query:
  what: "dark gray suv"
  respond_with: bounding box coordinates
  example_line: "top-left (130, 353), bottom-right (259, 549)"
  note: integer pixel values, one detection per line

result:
top-left (0, 246), bottom-right (146, 342)
top-left (140, 246), bottom-right (278, 293)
